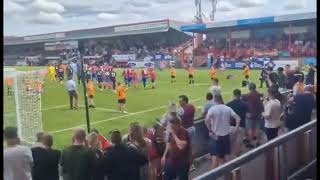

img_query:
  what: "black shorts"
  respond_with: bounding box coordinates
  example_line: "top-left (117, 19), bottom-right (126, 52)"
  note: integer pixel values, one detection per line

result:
top-left (245, 75), bottom-right (249, 79)
top-left (97, 77), bottom-right (103, 83)
top-left (89, 95), bottom-right (93, 99)
top-left (211, 77), bottom-right (217, 80)
top-left (171, 75), bottom-right (175, 79)
top-left (118, 99), bottom-right (126, 104)
top-left (209, 134), bottom-right (231, 158)
top-left (264, 127), bottom-right (279, 141)
top-left (151, 79), bottom-right (155, 83)
top-left (58, 75), bottom-right (64, 80)
top-left (189, 74), bottom-right (193, 78)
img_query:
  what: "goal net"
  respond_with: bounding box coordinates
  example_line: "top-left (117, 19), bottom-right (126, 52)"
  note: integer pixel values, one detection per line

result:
top-left (4, 68), bottom-right (46, 145)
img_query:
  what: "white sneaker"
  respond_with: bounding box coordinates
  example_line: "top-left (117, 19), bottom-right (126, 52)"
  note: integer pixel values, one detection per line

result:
top-left (123, 111), bottom-right (128, 114)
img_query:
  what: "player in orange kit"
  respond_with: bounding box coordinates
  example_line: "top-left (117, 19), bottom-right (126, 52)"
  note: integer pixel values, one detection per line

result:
top-left (116, 82), bottom-right (128, 113)
top-left (5, 77), bottom-right (13, 96)
top-left (243, 64), bottom-right (250, 86)
top-left (188, 65), bottom-right (194, 84)
top-left (209, 65), bottom-right (217, 81)
top-left (86, 80), bottom-right (95, 108)
top-left (170, 66), bottom-right (176, 83)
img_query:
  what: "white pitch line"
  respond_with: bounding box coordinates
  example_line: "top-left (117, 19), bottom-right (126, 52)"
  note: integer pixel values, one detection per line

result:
top-left (49, 97), bottom-right (203, 134)
top-left (94, 107), bottom-right (130, 114)
top-left (42, 105), bottom-right (69, 111)
top-left (49, 91), bottom-right (232, 134)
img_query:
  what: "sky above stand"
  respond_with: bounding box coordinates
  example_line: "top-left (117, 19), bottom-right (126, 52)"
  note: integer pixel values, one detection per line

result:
top-left (4, 0), bottom-right (316, 36)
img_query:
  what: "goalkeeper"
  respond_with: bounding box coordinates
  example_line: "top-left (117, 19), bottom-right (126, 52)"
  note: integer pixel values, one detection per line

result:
top-left (48, 64), bottom-right (57, 83)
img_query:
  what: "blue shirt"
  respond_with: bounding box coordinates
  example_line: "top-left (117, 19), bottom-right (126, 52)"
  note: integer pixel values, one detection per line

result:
top-left (70, 63), bottom-right (77, 73)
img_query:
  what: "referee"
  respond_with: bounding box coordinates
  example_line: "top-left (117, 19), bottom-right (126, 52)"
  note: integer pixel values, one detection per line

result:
top-left (66, 77), bottom-right (78, 110)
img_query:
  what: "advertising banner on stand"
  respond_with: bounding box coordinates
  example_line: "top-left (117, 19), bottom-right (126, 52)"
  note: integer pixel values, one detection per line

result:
top-left (112, 54), bottom-right (136, 62)
top-left (127, 61), bottom-right (154, 68)
top-left (273, 60), bottom-right (299, 70)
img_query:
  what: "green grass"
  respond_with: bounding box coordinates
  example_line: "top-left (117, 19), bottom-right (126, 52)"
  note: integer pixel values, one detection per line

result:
top-left (4, 67), bottom-right (266, 149)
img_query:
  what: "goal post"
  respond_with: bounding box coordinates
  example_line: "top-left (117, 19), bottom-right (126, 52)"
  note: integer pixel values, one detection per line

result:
top-left (4, 68), bottom-right (45, 145)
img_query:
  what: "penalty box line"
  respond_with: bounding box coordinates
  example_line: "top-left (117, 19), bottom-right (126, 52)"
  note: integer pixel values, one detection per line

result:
top-left (48, 91), bottom-right (232, 134)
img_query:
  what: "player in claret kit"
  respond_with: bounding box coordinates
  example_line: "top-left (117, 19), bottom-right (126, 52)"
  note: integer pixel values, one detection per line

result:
top-left (131, 69), bottom-right (139, 88)
top-left (141, 68), bottom-right (148, 89)
top-left (57, 64), bottom-right (64, 84)
top-left (110, 68), bottom-right (117, 90)
top-left (91, 65), bottom-right (97, 82)
top-left (85, 66), bottom-right (92, 83)
top-left (96, 67), bottom-right (103, 91)
top-left (122, 69), bottom-right (129, 87)
top-left (149, 68), bottom-right (157, 89)
top-left (103, 70), bottom-right (112, 90)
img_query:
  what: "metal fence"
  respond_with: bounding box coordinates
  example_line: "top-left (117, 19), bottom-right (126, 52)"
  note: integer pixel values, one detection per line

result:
top-left (194, 120), bottom-right (317, 180)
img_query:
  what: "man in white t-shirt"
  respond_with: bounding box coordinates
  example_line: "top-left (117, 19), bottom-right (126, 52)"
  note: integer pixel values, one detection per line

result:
top-left (4, 127), bottom-right (33, 180)
top-left (201, 92), bottom-right (216, 118)
top-left (208, 79), bottom-right (221, 97)
top-left (205, 94), bottom-right (240, 168)
top-left (262, 88), bottom-right (282, 141)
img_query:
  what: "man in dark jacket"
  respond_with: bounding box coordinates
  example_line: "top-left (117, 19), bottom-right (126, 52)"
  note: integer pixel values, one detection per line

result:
top-left (102, 130), bottom-right (148, 180)
top-left (31, 134), bottom-right (61, 180)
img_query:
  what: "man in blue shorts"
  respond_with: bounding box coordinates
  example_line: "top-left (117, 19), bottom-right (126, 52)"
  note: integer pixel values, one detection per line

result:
top-left (205, 94), bottom-right (240, 168)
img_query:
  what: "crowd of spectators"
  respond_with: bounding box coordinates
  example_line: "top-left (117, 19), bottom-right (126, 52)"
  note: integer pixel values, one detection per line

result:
top-left (194, 32), bottom-right (317, 59)
top-left (4, 65), bottom-right (316, 180)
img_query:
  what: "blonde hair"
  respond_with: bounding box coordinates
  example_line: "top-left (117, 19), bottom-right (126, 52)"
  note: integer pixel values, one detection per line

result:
top-left (87, 132), bottom-right (101, 150)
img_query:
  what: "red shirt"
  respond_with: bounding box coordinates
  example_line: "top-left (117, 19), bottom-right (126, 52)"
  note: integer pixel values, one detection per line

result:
top-left (166, 127), bottom-right (191, 167)
top-left (243, 91), bottom-right (263, 120)
top-left (98, 134), bottom-right (112, 151)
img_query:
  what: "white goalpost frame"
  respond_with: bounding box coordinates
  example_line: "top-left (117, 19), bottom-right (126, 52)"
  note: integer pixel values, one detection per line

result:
top-left (4, 68), bottom-right (44, 145)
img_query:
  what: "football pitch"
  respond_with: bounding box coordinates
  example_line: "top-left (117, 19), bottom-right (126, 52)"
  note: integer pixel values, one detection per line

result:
top-left (4, 67), bottom-right (266, 149)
